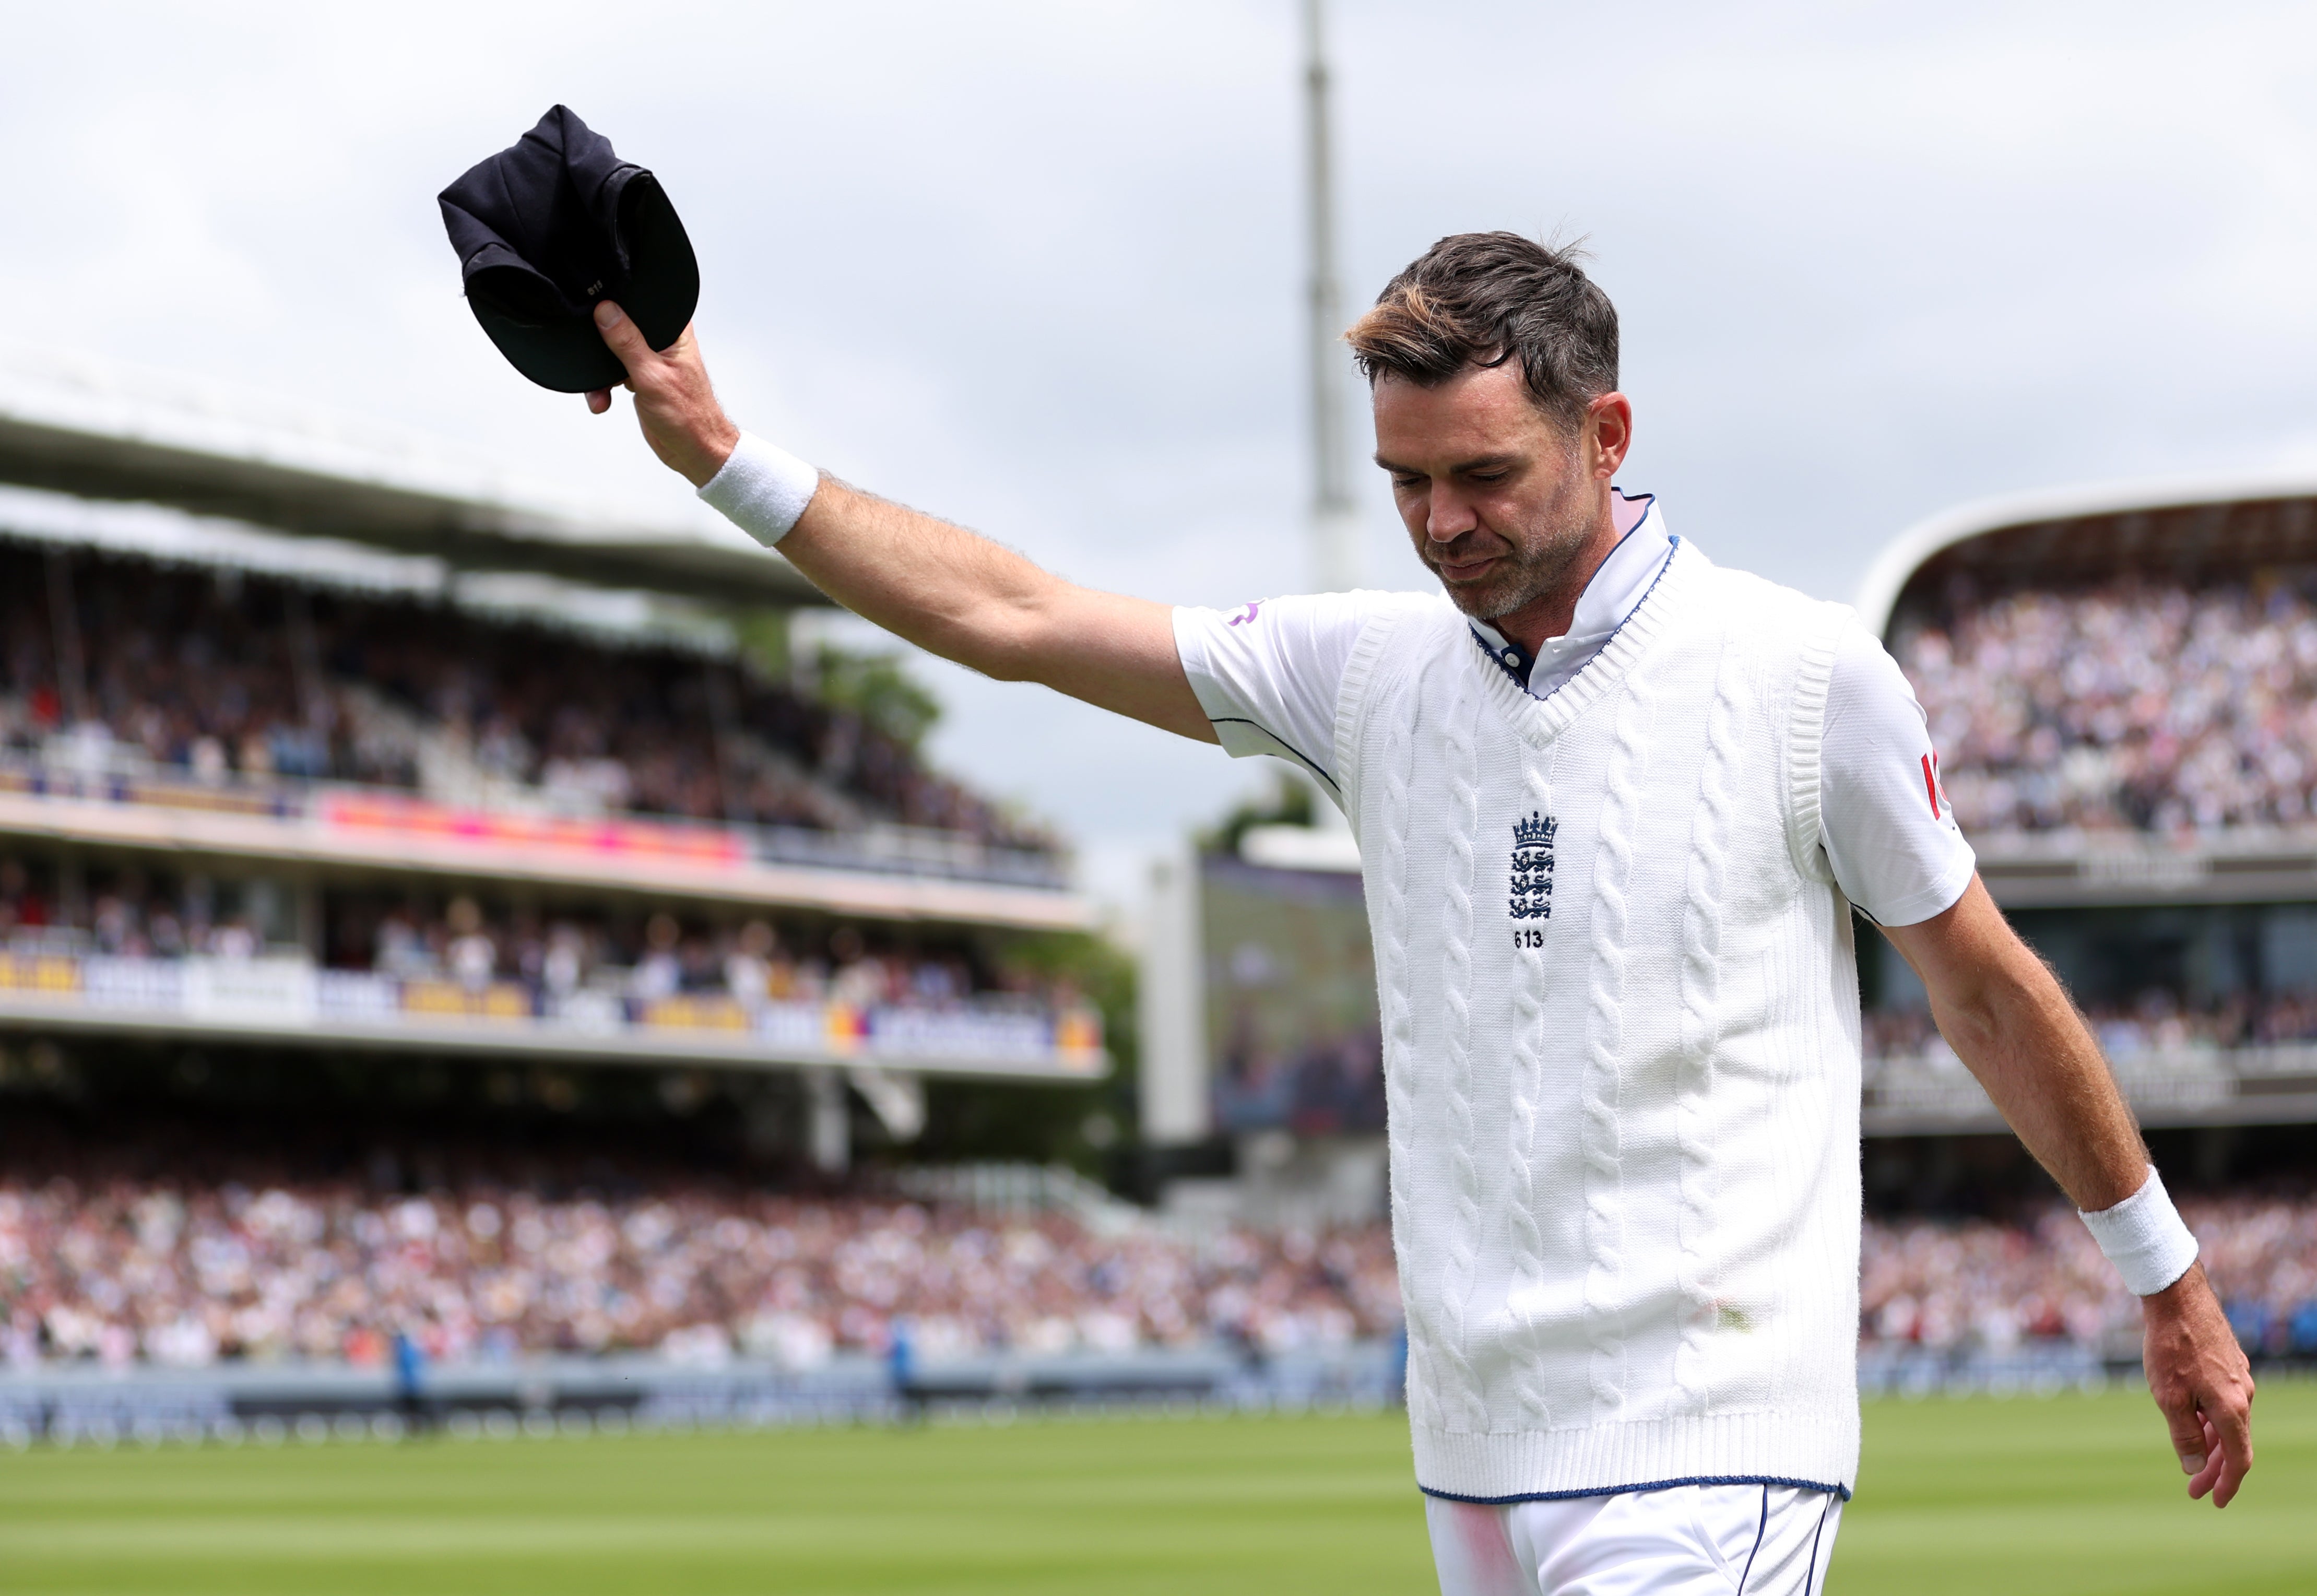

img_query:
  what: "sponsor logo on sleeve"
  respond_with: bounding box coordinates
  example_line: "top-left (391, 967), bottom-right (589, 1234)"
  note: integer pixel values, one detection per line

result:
top-left (1921, 751), bottom-right (1952, 822)
top-left (1227, 601), bottom-right (1262, 628)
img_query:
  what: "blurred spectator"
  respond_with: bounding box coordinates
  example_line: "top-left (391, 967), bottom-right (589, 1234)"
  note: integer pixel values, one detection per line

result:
top-left (444, 899), bottom-right (495, 992)
top-left (373, 909), bottom-right (431, 979)
top-left (725, 921), bottom-right (778, 1007)
top-left (629, 914), bottom-right (683, 1002)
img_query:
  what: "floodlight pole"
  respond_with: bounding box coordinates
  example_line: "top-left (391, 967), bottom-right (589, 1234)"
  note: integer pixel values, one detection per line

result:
top-left (1303, 0), bottom-right (1360, 594)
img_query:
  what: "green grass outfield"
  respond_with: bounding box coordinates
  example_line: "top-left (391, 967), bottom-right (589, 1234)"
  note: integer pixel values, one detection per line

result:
top-left (0, 1381), bottom-right (2309, 1594)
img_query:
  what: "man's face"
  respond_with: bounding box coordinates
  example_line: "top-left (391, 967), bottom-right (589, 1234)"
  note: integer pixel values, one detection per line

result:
top-left (1372, 361), bottom-right (1616, 623)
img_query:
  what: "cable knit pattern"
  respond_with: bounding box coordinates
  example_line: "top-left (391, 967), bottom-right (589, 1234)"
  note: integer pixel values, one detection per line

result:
top-left (1344, 549), bottom-right (1863, 1504)
top-left (1783, 611), bottom-right (1845, 882)
top-left (1579, 666), bottom-right (1655, 1414)
top-left (1372, 661), bottom-right (1435, 1433)
top-left (1434, 666), bottom-right (1486, 1428)
top-left (1671, 635), bottom-right (1744, 1403)
top-left (1501, 750), bottom-right (1558, 1427)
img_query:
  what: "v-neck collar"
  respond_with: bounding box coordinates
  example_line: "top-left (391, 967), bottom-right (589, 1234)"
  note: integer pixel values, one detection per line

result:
top-left (1469, 489), bottom-right (1669, 697)
top-left (1462, 535), bottom-right (1699, 750)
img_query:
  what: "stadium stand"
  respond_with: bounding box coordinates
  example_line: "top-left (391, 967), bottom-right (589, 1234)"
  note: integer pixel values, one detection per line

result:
top-left (0, 1085), bottom-right (2306, 1374)
top-left (0, 846), bottom-right (1100, 1086)
top-left (1855, 475), bottom-right (2317, 1136)
top-left (0, 358), bottom-right (1146, 1430)
top-left (1895, 571), bottom-right (2317, 835)
top-left (8, 358), bottom-right (2317, 1432)
top-left (0, 1149), bottom-right (1400, 1370)
top-left (0, 542), bottom-right (1054, 853)
top-left (11, 1166), bottom-right (2307, 1376)
top-left (1866, 985), bottom-right (2317, 1060)
top-left (1839, 478), bottom-right (2317, 1392)
top-left (0, 849), bottom-right (1079, 1016)
top-left (0, 357), bottom-right (1104, 1186)
top-left (1859, 1195), bottom-right (2317, 1364)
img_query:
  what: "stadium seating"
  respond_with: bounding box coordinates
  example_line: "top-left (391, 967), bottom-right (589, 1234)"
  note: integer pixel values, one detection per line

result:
top-left (5, 1131), bottom-right (2311, 1372)
top-left (0, 849), bottom-right (1103, 1078)
top-left (0, 864), bottom-right (1063, 1010)
top-left (0, 1150), bottom-right (1402, 1370)
top-left (1895, 572), bottom-right (2317, 834)
top-left (1868, 986), bottom-right (2317, 1062)
top-left (1861, 1196), bottom-right (2317, 1360)
top-left (0, 543), bottom-right (1056, 857)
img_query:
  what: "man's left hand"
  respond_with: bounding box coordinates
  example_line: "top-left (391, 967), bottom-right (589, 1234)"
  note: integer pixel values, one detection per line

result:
top-left (2142, 1262), bottom-right (2254, 1507)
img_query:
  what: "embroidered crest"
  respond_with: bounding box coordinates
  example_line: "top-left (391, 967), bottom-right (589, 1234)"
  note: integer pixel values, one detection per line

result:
top-left (1510, 810), bottom-right (1557, 921)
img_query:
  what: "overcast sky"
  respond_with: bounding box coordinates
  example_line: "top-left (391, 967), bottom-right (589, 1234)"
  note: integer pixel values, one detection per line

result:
top-left (11, 2), bottom-right (2317, 916)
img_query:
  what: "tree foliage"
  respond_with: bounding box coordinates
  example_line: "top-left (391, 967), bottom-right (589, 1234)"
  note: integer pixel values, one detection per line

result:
top-left (730, 610), bottom-right (943, 753)
top-left (1197, 768), bottom-right (1317, 856)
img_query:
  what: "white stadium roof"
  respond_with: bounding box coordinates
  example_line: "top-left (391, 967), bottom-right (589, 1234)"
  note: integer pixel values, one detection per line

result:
top-left (0, 346), bottom-right (828, 607)
top-left (1856, 467), bottom-right (2317, 639)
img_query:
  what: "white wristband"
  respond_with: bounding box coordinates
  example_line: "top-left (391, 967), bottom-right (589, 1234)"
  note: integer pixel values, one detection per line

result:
top-left (698, 431), bottom-right (821, 548)
top-left (2078, 1167), bottom-right (2199, 1297)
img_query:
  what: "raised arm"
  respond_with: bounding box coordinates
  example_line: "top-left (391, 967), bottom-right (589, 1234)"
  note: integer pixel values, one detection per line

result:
top-left (1880, 878), bottom-right (2255, 1507)
top-left (586, 302), bottom-right (1215, 743)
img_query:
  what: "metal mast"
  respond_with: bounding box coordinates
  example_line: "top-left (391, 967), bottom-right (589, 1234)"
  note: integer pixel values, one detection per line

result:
top-left (1302, 0), bottom-right (1360, 592)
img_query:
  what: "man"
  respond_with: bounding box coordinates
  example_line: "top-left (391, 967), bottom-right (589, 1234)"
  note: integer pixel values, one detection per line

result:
top-left (578, 232), bottom-right (2251, 1593)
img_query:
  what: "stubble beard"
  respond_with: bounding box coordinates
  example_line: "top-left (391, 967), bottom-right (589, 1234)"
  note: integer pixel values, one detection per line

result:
top-left (1429, 487), bottom-right (1600, 623)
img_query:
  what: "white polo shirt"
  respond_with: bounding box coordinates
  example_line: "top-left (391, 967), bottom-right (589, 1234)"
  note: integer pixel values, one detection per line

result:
top-left (1175, 491), bottom-right (1973, 928)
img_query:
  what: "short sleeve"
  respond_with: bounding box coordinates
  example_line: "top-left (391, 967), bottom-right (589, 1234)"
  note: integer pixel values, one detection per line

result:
top-left (1819, 620), bottom-right (1978, 927)
top-left (1172, 592), bottom-right (1405, 802)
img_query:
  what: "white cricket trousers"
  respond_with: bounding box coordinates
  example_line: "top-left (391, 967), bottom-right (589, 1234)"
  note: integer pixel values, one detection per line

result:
top-left (1426, 1483), bottom-right (1843, 1596)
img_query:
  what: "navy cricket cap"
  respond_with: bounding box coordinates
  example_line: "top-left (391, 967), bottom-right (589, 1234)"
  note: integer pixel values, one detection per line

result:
top-left (438, 105), bottom-right (700, 393)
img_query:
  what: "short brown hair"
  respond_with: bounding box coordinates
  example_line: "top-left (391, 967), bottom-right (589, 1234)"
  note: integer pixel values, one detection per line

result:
top-left (1346, 232), bottom-right (1618, 429)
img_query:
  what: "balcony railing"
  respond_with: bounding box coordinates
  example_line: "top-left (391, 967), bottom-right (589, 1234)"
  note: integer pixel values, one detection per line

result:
top-left (1864, 1042), bottom-right (2317, 1134)
top-left (0, 752), bottom-right (1069, 892)
top-left (0, 949), bottom-right (1106, 1080)
top-left (1969, 824), bottom-right (2317, 906)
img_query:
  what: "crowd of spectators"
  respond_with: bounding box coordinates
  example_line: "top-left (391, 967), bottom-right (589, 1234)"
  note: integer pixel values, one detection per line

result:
top-left (0, 856), bottom-right (1060, 1016)
top-left (1895, 571), bottom-right (2317, 834)
top-left (1862, 1195), bottom-right (2317, 1358)
top-left (1866, 987), bottom-right (2317, 1066)
top-left (0, 1174), bottom-right (1400, 1373)
top-left (6, 1156), bottom-right (2315, 1372)
top-left (0, 544), bottom-right (1054, 854)
top-left (350, 902), bottom-right (1011, 1014)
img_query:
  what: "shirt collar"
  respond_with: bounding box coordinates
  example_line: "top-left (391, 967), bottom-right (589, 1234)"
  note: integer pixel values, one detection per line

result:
top-left (1469, 488), bottom-right (1669, 683)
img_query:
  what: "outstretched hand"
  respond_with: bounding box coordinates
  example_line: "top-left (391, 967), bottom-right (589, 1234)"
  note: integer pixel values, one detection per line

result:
top-left (2143, 1262), bottom-right (2255, 1507)
top-left (583, 302), bottom-right (740, 488)
top-left (580, 297), bottom-right (1213, 743)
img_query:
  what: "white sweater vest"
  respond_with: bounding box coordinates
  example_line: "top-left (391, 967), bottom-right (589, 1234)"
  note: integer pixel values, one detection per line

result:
top-left (1334, 542), bottom-right (1863, 1503)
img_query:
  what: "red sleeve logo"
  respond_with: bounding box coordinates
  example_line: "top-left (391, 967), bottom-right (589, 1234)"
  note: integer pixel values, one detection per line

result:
top-left (1921, 751), bottom-right (1948, 820)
